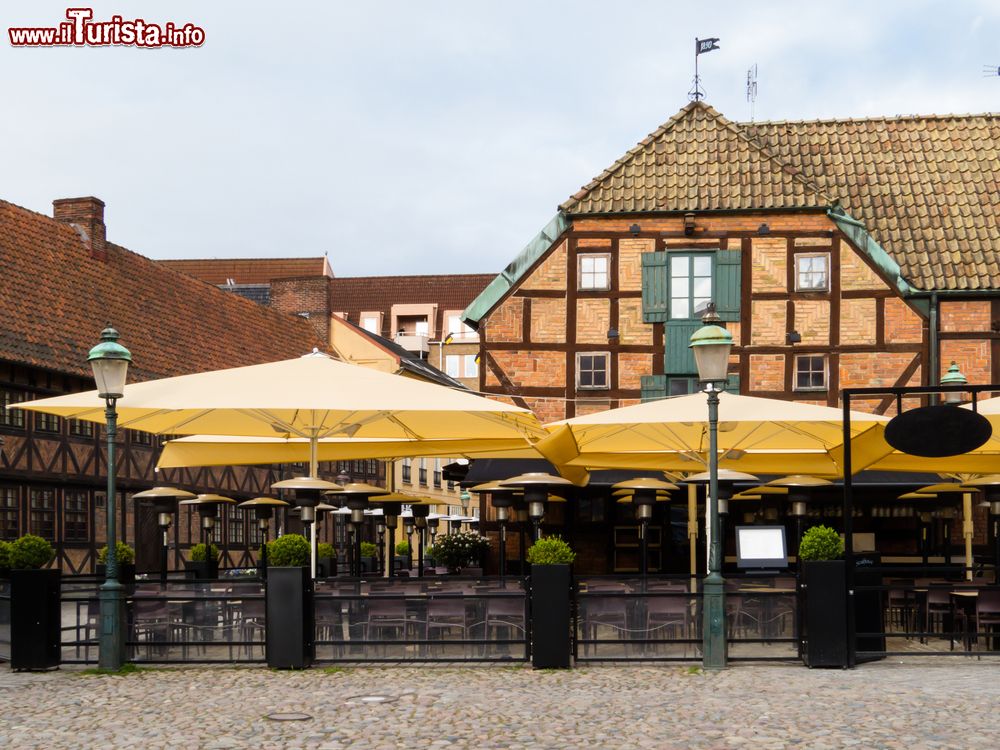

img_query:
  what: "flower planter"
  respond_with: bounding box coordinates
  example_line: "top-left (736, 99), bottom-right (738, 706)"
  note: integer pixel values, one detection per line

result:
top-left (529, 564), bottom-right (572, 669)
top-left (265, 566), bottom-right (314, 669)
top-left (801, 560), bottom-right (848, 668)
top-left (10, 568), bottom-right (61, 671)
top-left (96, 563), bottom-right (135, 584)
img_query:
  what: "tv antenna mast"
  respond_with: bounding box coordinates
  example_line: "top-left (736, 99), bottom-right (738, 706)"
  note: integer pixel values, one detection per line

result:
top-left (746, 64), bottom-right (758, 121)
top-left (984, 65), bottom-right (1000, 77)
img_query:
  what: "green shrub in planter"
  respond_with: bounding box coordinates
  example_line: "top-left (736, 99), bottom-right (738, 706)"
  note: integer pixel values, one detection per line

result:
top-left (799, 525), bottom-right (844, 561)
top-left (317, 542), bottom-right (336, 559)
top-left (10, 534), bottom-right (55, 570)
top-left (526, 536), bottom-right (576, 565)
top-left (267, 534), bottom-right (310, 567)
top-left (359, 541), bottom-right (378, 559)
top-left (189, 542), bottom-right (220, 563)
top-left (394, 540), bottom-right (410, 556)
top-left (97, 541), bottom-right (135, 565)
top-left (0, 540), bottom-right (11, 571)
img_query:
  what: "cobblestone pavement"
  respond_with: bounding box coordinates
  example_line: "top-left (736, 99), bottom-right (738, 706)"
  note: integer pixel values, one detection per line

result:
top-left (1, 659), bottom-right (998, 749)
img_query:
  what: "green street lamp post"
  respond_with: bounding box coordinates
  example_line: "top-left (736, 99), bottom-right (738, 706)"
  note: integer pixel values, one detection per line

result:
top-left (689, 308), bottom-right (734, 670)
top-left (88, 326), bottom-right (132, 671)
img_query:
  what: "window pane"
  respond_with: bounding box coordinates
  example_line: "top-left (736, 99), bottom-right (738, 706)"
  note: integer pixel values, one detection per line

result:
top-left (580, 256), bottom-right (595, 272)
top-left (463, 355), bottom-right (478, 377)
top-left (693, 256), bottom-right (712, 276)
top-left (592, 370), bottom-right (607, 387)
top-left (693, 277), bottom-right (711, 298)
top-left (672, 299), bottom-right (690, 319)
top-left (594, 257), bottom-right (608, 273)
top-left (671, 256), bottom-right (689, 276)
top-left (693, 298), bottom-right (711, 316)
top-left (445, 356), bottom-right (460, 377)
top-left (671, 277), bottom-right (689, 298)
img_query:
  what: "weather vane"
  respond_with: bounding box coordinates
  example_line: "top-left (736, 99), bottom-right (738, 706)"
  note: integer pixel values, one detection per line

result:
top-left (984, 65), bottom-right (1000, 78)
top-left (689, 37), bottom-right (720, 102)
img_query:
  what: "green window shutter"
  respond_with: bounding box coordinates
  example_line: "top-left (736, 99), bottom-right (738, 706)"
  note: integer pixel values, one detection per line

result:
top-left (664, 320), bottom-right (701, 374)
top-left (714, 249), bottom-right (741, 322)
top-left (725, 372), bottom-right (741, 394)
top-left (641, 251), bottom-right (668, 323)
top-left (640, 374), bottom-right (667, 402)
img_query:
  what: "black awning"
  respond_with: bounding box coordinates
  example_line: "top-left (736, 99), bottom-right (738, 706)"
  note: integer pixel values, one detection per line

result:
top-left (461, 458), bottom-right (653, 488)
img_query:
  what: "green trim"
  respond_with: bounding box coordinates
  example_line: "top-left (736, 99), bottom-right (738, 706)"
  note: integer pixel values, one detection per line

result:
top-left (461, 212), bottom-right (570, 328)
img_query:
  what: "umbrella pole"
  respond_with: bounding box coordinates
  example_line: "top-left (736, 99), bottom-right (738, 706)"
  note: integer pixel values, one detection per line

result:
top-left (963, 492), bottom-right (974, 581)
top-left (688, 484), bottom-right (698, 588)
top-left (309, 435), bottom-right (319, 579)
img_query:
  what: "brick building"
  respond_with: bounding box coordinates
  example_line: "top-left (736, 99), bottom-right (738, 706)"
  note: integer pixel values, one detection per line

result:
top-left (160, 256), bottom-right (333, 305)
top-left (461, 102), bottom-right (1000, 572)
top-left (0, 197), bottom-right (378, 574)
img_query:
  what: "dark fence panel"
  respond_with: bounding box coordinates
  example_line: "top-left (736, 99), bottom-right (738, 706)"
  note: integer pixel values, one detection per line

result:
top-left (314, 577), bottom-right (529, 663)
top-left (0, 579), bottom-right (10, 661)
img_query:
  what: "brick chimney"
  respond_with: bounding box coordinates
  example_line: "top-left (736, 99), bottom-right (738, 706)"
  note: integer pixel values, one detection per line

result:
top-left (53, 196), bottom-right (106, 260)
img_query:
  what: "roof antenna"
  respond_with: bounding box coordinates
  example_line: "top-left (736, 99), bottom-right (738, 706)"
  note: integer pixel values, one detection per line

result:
top-left (984, 65), bottom-right (1000, 77)
top-left (689, 37), bottom-right (720, 102)
top-left (746, 64), bottom-right (758, 121)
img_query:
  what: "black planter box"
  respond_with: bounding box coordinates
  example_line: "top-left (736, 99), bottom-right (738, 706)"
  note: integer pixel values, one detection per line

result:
top-left (317, 557), bottom-right (336, 578)
top-left (853, 553), bottom-right (886, 661)
top-left (266, 566), bottom-right (314, 669)
top-left (530, 565), bottom-right (572, 669)
top-left (10, 568), bottom-right (61, 671)
top-left (185, 560), bottom-right (218, 580)
top-left (361, 556), bottom-right (377, 575)
top-left (802, 560), bottom-right (848, 668)
top-left (96, 563), bottom-right (135, 584)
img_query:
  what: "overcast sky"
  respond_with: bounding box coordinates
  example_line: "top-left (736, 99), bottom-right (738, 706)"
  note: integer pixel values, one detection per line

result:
top-left (2, 1), bottom-right (997, 276)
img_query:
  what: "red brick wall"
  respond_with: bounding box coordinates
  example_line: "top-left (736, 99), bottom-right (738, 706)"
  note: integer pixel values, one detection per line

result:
top-left (271, 277), bottom-right (332, 343)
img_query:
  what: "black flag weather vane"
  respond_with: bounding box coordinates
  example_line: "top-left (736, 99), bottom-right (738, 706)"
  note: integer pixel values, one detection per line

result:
top-left (690, 37), bottom-right (720, 101)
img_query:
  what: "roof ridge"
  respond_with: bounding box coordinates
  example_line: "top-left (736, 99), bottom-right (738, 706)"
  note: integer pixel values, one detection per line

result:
top-left (561, 101), bottom-right (833, 212)
top-left (331, 273), bottom-right (497, 281)
top-left (742, 111), bottom-right (1000, 127)
top-left (158, 256), bottom-right (328, 262)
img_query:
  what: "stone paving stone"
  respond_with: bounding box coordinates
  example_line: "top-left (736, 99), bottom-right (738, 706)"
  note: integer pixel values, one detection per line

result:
top-left (0, 659), bottom-right (998, 749)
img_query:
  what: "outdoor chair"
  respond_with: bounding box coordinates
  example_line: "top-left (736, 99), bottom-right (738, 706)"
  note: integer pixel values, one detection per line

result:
top-left (426, 598), bottom-right (470, 654)
top-left (234, 598), bottom-right (266, 659)
top-left (924, 588), bottom-right (952, 643)
top-left (130, 599), bottom-right (172, 660)
top-left (645, 595), bottom-right (692, 657)
top-left (365, 598), bottom-right (421, 657)
top-left (577, 596), bottom-right (628, 656)
top-left (973, 590), bottom-right (1000, 652)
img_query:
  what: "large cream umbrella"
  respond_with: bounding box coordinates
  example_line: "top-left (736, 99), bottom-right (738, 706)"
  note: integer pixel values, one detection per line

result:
top-left (536, 391), bottom-right (892, 481)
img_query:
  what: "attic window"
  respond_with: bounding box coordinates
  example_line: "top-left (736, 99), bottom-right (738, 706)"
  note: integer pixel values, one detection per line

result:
top-left (795, 253), bottom-right (830, 292)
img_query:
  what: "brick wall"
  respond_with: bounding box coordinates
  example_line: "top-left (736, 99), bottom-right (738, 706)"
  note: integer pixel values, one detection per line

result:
top-left (840, 298), bottom-right (876, 344)
top-left (750, 237), bottom-right (786, 291)
top-left (751, 300), bottom-right (786, 345)
top-left (884, 298), bottom-right (923, 342)
top-left (488, 297), bottom-right (524, 343)
top-left (795, 299), bottom-right (832, 344)
top-left (618, 298), bottom-right (652, 345)
top-left (576, 298), bottom-right (611, 344)
top-left (530, 298), bottom-right (566, 343)
top-left (749, 354), bottom-right (784, 391)
top-left (619, 238), bottom-right (654, 290)
top-left (487, 350), bottom-right (565, 388)
top-left (520, 241), bottom-right (567, 291)
top-left (618, 352), bottom-right (654, 389)
top-left (271, 277), bottom-right (332, 342)
top-left (940, 300), bottom-right (992, 332)
top-left (941, 339), bottom-right (991, 384)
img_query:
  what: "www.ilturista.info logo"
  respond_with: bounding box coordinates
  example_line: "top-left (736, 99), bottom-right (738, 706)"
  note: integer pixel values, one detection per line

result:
top-left (9, 8), bottom-right (205, 48)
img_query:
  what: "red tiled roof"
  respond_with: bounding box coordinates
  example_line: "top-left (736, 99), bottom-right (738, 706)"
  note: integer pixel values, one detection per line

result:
top-left (0, 200), bottom-right (326, 382)
top-left (158, 257), bottom-right (332, 286)
top-left (329, 274), bottom-right (495, 337)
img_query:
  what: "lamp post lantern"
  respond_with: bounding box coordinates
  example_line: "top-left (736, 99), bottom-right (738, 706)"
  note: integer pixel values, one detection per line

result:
top-left (689, 309), bottom-right (734, 670)
top-left (88, 326), bottom-right (131, 671)
top-left (941, 361), bottom-right (968, 404)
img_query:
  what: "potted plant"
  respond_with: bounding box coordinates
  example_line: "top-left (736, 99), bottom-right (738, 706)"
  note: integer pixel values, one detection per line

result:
top-left (185, 542), bottom-right (220, 580)
top-left (526, 535), bottom-right (576, 669)
top-left (96, 541), bottom-right (136, 584)
top-left (317, 542), bottom-right (336, 578)
top-left (394, 540), bottom-right (411, 572)
top-left (0, 540), bottom-right (11, 578)
top-left (799, 524), bottom-right (848, 668)
top-left (9, 534), bottom-right (60, 670)
top-left (424, 543), bottom-right (437, 569)
top-left (430, 532), bottom-right (490, 574)
top-left (264, 533), bottom-right (313, 669)
top-left (359, 541), bottom-right (378, 574)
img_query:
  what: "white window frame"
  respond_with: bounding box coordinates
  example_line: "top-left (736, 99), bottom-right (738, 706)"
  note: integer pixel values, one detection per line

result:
top-left (578, 253), bottom-right (611, 291)
top-left (463, 355), bottom-right (479, 378)
top-left (794, 253), bottom-right (830, 292)
top-left (576, 351), bottom-right (611, 391)
top-left (668, 252), bottom-right (713, 320)
top-left (793, 354), bottom-right (828, 392)
top-left (444, 355), bottom-right (460, 378)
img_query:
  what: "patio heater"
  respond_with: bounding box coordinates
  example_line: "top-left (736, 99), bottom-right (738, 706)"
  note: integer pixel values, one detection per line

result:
top-left (412, 502), bottom-right (431, 577)
top-left (428, 514), bottom-right (442, 543)
top-left (766, 476), bottom-right (834, 561)
top-left (178, 494), bottom-right (236, 576)
top-left (272, 476), bottom-right (343, 579)
top-left (962, 475), bottom-right (1000, 583)
top-left (132, 486), bottom-right (196, 585)
top-left (328, 483), bottom-right (389, 577)
top-left (88, 325), bottom-right (131, 671)
top-left (612, 478), bottom-right (678, 578)
top-left (237, 497), bottom-right (290, 579)
top-left (403, 510), bottom-right (416, 570)
top-left (368, 494), bottom-right (407, 577)
top-left (899, 492), bottom-right (937, 568)
top-left (914, 483), bottom-right (967, 575)
top-left (470, 481), bottom-right (522, 580)
top-left (499, 472), bottom-right (574, 542)
top-left (688, 309), bottom-right (736, 670)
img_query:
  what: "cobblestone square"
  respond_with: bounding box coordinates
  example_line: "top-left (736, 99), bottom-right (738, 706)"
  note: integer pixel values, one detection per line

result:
top-left (1, 660), bottom-right (997, 749)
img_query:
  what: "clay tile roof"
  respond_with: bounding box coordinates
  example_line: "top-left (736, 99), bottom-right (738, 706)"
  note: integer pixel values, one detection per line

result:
top-left (329, 274), bottom-right (495, 337)
top-left (562, 102), bottom-right (1000, 291)
top-left (0, 200), bottom-right (326, 382)
top-left (159, 257), bottom-right (332, 285)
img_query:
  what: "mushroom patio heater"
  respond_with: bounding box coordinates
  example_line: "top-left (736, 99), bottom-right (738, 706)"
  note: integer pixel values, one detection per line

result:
top-left (329, 483), bottom-right (389, 577)
top-left (612, 478), bottom-right (678, 578)
top-left (766, 475), bottom-right (834, 562)
top-left (914, 483), bottom-right (968, 577)
top-left (238, 497), bottom-right (290, 579)
top-left (410, 502), bottom-right (433, 577)
top-left (471, 481), bottom-right (523, 580)
top-left (368, 494), bottom-right (407, 577)
top-left (178, 493), bottom-right (236, 577)
top-left (499, 472), bottom-right (574, 542)
top-left (962, 475), bottom-right (1000, 583)
top-left (272, 476), bottom-right (343, 579)
top-left (132, 486), bottom-right (196, 585)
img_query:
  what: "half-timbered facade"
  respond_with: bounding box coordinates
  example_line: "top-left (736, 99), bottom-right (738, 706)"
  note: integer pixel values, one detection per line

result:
top-left (0, 196), bottom-right (380, 574)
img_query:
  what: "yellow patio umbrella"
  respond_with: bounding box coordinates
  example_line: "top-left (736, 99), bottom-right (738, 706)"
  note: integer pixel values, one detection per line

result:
top-left (16, 351), bottom-right (547, 477)
top-left (536, 391), bottom-right (892, 482)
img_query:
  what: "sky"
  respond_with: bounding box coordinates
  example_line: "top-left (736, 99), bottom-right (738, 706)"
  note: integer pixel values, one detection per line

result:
top-left (1, 1), bottom-right (997, 277)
